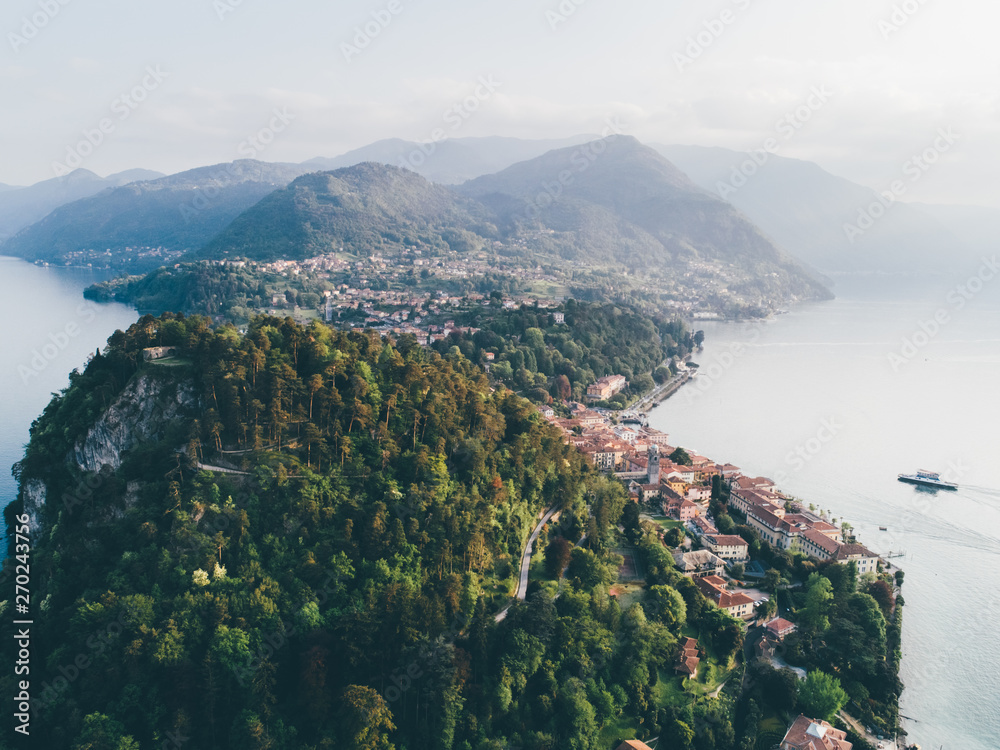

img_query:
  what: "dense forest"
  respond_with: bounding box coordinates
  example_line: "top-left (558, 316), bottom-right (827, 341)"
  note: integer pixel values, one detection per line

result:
top-left (2, 313), bottom-right (735, 750)
top-left (435, 300), bottom-right (693, 404)
top-left (84, 264), bottom-right (334, 321)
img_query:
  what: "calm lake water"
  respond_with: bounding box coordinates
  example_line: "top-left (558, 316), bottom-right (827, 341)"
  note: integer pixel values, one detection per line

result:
top-left (0, 257), bottom-right (137, 520)
top-left (649, 273), bottom-right (1000, 750)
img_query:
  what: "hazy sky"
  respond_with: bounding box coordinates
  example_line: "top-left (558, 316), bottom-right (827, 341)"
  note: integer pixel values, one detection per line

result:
top-left (3, 0), bottom-right (999, 205)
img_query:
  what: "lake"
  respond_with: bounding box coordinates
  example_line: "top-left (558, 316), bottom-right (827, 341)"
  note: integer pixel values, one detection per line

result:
top-left (0, 257), bottom-right (137, 519)
top-left (648, 272), bottom-right (1000, 750)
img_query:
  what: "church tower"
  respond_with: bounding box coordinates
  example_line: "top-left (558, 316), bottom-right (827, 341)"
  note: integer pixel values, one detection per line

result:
top-left (648, 444), bottom-right (660, 486)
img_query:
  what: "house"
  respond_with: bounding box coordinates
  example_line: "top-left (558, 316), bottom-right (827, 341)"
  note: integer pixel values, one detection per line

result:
top-left (142, 346), bottom-right (179, 362)
top-left (689, 516), bottom-right (718, 537)
top-left (780, 714), bottom-right (852, 750)
top-left (686, 485), bottom-right (712, 502)
top-left (734, 475), bottom-right (778, 493)
top-left (638, 483), bottom-right (662, 502)
top-left (695, 575), bottom-right (756, 619)
top-left (797, 528), bottom-right (842, 561)
top-left (755, 635), bottom-right (778, 661)
top-left (703, 534), bottom-right (750, 562)
top-left (834, 543), bottom-right (880, 575)
top-left (673, 549), bottom-right (725, 578)
top-left (616, 741), bottom-right (656, 750)
top-left (766, 617), bottom-right (797, 640)
top-left (587, 374), bottom-right (628, 401)
top-left (672, 499), bottom-right (701, 522)
top-left (553, 312), bottom-right (566, 324)
top-left (717, 463), bottom-right (741, 477)
top-left (675, 636), bottom-right (701, 678)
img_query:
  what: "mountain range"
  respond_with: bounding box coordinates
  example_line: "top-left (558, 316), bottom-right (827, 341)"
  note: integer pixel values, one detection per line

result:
top-left (2, 134), bottom-right (994, 285)
top-left (0, 167), bottom-right (163, 242)
top-left (1, 161), bottom-right (311, 267)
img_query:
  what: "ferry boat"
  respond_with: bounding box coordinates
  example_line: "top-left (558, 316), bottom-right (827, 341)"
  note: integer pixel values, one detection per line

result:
top-left (897, 469), bottom-right (958, 490)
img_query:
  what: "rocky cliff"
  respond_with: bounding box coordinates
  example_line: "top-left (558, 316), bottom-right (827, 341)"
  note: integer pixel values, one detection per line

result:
top-left (19, 370), bottom-right (198, 535)
top-left (72, 372), bottom-right (197, 473)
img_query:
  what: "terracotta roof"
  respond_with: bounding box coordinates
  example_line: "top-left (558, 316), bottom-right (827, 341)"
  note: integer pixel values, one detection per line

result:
top-left (780, 714), bottom-right (852, 750)
top-left (705, 534), bottom-right (749, 547)
top-left (802, 528), bottom-right (841, 556)
top-left (617, 741), bottom-right (656, 750)
top-left (835, 543), bottom-right (878, 561)
top-left (766, 617), bottom-right (796, 635)
top-left (677, 656), bottom-right (700, 675)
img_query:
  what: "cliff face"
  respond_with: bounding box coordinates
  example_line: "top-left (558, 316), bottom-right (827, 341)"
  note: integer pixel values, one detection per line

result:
top-left (19, 371), bottom-right (197, 535)
top-left (72, 372), bottom-right (197, 473)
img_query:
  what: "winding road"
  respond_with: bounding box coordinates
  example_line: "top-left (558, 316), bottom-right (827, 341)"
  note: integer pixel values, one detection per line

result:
top-left (495, 506), bottom-right (560, 622)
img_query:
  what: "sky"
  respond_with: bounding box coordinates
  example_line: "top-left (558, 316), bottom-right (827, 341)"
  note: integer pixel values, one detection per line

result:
top-left (2, 0), bottom-right (999, 206)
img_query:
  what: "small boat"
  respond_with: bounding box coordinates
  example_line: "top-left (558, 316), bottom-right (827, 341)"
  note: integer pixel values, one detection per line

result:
top-left (898, 469), bottom-right (958, 491)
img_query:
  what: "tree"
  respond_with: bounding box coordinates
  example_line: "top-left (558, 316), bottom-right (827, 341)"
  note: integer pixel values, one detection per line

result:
top-left (867, 579), bottom-right (895, 615)
top-left (545, 536), bottom-right (573, 579)
top-left (622, 501), bottom-right (642, 545)
top-left (73, 713), bottom-right (140, 750)
top-left (798, 670), bottom-right (848, 722)
top-left (802, 573), bottom-right (834, 631)
top-left (763, 569), bottom-right (782, 595)
top-left (664, 527), bottom-right (685, 548)
top-left (668, 447), bottom-right (692, 466)
top-left (339, 686), bottom-right (397, 750)
top-left (566, 547), bottom-right (616, 590)
top-left (647, 584), bottom-right (687, 630)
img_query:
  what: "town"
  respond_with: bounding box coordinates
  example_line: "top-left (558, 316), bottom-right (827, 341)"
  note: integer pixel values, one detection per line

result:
top-left (541, 375), bottom-right (894, 750)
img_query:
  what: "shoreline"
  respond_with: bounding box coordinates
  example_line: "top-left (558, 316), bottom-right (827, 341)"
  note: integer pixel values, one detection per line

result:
top-left (636, 344), bottom-right (908, 746)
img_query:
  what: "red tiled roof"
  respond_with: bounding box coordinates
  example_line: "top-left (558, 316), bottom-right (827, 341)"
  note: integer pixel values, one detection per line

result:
top-left (780, 714), bottom-right (852, 750)
top-left (705, 534), bottom-right (749, 547)
top-left (616, 741), bottom-right (656, 750)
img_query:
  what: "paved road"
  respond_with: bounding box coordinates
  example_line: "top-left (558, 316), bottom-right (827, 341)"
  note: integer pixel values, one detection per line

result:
top-left (495, 506), bottom-right (560, 622)
top-left (195, 462), bottom-right (251, 476)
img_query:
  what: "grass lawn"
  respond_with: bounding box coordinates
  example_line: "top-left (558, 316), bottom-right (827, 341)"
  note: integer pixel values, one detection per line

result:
top-left (609, 582), bottom-right (645, 610)
top-left (527, 553), bottom-right (560, 598)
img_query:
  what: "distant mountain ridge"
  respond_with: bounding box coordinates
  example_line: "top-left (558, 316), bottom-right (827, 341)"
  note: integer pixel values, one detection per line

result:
top-left (0, 161), bottom-right (311, 267)
top-left (653, 143), bottom-right (985, 274)
top-left (196, 162), bottom-right (497, 261)
top-left (0, 168), bottom-right (164, 242)
top-left (305, 135), bottom-right (597, 184)
top-left (459, 136), bottom-right (826, 294)
top-left (196, 138), bottom-right (828, 308)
